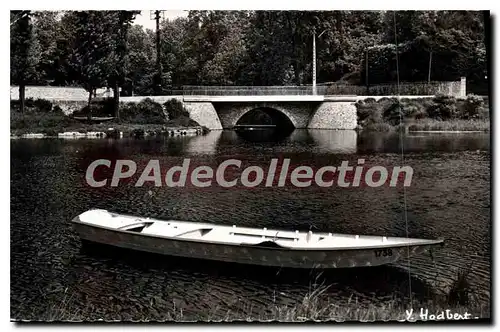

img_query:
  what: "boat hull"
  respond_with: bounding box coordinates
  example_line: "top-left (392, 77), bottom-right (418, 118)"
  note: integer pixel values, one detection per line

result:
top-left (73, 220), bottom-right (441, 269)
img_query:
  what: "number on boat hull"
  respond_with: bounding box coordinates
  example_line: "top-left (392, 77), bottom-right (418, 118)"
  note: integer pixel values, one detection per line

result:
top-left (374, 248), bottom-right (393, 257)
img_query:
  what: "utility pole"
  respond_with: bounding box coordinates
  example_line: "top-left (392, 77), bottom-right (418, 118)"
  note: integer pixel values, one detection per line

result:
top-left (151, 10), bottom-right (164, 95)
top-left (312, 30), bottom-right (316, 95)
top-left (428, 50), bottom-right (433, 83)
top-left (312, 29), bottom-right (327, 96)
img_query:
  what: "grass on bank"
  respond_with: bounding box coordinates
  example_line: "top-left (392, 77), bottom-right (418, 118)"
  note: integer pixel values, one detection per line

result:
top-left (39, 267), bottom-right (489, 322)
top-left (10, 98), bottom-right (207, 136)
top-left (357, 94), bottom-right (490, 132)
top-left (41, 285), bottom-right (489, 323)
top-left (406, 118), bottom-right (490, 132)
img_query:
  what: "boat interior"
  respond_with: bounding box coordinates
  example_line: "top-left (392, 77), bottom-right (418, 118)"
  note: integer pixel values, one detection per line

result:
top-left (75, 209), bottom-right (443, 249)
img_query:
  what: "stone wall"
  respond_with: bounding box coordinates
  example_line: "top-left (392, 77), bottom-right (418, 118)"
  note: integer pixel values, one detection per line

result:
top-left (308, 102), bottom-right (357, 130)
top-left (10, 86), bottom-right (113, 101)
top-left (183, 102), bottom-right (223, 130)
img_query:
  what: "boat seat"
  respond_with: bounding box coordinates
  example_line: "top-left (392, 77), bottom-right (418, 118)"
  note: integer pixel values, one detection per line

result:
top-left (140, 221), bottom-right (208, 238)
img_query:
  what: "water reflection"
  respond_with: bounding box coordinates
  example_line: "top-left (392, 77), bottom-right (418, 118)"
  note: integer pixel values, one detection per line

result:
top-left (231, 129), bottom-right (358, 154)
top-left (185, 130), bottom-right (222, 155)
top-left (308, 130), bottom-right (358, 154)
top-left (234, 128), bottom-right (293, 143)
top-left (357, 132), bottom-right (490, 153)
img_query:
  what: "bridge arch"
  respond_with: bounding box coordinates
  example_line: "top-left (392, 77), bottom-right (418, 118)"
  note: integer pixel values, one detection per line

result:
top-left (236, 107), bottom-right (295, 130)
top-left (214, 102), bottom-right (317, 129)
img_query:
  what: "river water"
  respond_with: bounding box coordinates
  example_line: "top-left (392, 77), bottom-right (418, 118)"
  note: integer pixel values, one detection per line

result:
top-left (10, 130), bottom-right (490, 321)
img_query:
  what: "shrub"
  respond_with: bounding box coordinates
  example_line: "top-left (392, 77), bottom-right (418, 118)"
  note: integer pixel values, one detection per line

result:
top-left (52, 105), bottom-right (63, 114)
top-left (33, 99), bottom-right (53, 113)
top-left (401, 103), bottom-right (420, 119)
top-left (382, 99), bottom-right (403, 125)
top-left (363, 122), bottom-right (393, 132)
top-left (11, 98), bottom-right (36, 109)
top-left (461, 94), bottom-right (484, 119)
top-left (428, 95), bottom-right (458, 120)
top-left (72, 98), bottom-right (115, 118)
top-left (120, 98), bottom-right (166, 124)
top-left (11, 98), bottom-right (54, 113)
top-left (356, 101), bottom-right (376, 123)
top-left (478, 107), bottom-right (490, 120)
top-left (164, 99), bottom-right (189, 119)
top-left (166, 115), bottom-right (199, 127)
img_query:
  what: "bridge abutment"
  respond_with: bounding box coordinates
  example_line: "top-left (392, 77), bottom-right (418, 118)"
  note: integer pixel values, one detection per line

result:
top-left (183, 102), bottom-right (223, 130)
top-left (308, 102), bottom-right (357, 130)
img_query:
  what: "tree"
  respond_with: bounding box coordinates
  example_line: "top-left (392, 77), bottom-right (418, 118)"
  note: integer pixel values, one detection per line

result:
top-left (44, 11), bottom-right (80, 86)
top-left (160, 18), bottom-right (189, 89)
top-left (242, 11), bottom-right (297, 85)
top-left (11, 9), bottom-right (488, 97)
top-left (107, 10), bottom-right (140, 119)
top-left (69, 11), bottom-right (120, 107)
top-left (31, 11), bottom-right (60, 85)
top-left (10, 10), bottom-right (39, 112)
top-left (127, 25), bottom-right (156, 95)
top-left (197, 12), bottom-right (250, 85)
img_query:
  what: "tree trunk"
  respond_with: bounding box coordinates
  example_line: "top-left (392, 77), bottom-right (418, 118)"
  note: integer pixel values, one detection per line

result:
top-left (19, 84), bottom-right (25, 113)
top-left (87, 90), bottom-right (92, 121)
top-left (113, 82), bottom-right (120, 120)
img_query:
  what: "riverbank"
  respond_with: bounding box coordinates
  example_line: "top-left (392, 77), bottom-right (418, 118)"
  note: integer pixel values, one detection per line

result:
top-left (10, 97), bottom-right (209, 138)
top-left (40, 282), bottom-right (489, 322)
top-left (356, 95), bottom-right (490, 132)
top-left (10, 123), bottom-right (206, 139)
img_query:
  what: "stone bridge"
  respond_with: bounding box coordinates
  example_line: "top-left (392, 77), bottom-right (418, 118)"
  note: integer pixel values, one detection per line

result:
top-left (182, 95), bottom-right (358, 130)
top-left (12, 83), bottom-right (467, 131)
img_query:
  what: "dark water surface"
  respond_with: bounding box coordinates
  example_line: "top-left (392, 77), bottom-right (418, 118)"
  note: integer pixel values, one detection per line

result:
top-left (10, 130), bottom-right (490, 320)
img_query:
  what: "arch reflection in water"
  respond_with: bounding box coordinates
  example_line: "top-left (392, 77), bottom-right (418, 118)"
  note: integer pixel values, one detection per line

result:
top-left (235, 107), bottom-right (296, 130)
top-left (234, 107), bottom-right (295, 143)
top-left (185, 130), bottom-right (223, 155)
top-left (234, 127), bottom-right (294, 143)
top-left (308, 130), bottom-right (358, 154)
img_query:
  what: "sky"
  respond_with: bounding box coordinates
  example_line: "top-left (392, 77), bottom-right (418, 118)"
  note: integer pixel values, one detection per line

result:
top-left (133, 10), bottom-right (189, 30)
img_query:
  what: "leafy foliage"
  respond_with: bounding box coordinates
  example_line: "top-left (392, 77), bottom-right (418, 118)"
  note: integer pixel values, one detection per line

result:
top-left (12, 10), bottom-right (488, 95)
top-left (119, 99), bottom-right (166, 124)
top-left (68, 11), bottom-right (120, 97)
top-left (11, 11), bottom-right (39, 85)
top-left (163, 99), bottom-right (189, 119)
top-left (356, 94), bottom-right (489, 130)
top-left (363, 11), bottom-right (487, 89)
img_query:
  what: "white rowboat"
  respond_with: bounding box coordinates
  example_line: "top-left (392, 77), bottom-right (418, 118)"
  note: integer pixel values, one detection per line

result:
top-left (72, 209), bottom-right (444, 269)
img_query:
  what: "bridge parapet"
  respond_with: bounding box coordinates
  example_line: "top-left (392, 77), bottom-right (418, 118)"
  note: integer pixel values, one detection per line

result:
top-left (182, 86), bottom-right (327, 96)
top-left (183, 95), bottom-right (327, 102)
top-left (182, 79), bottom-right (465, 97)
